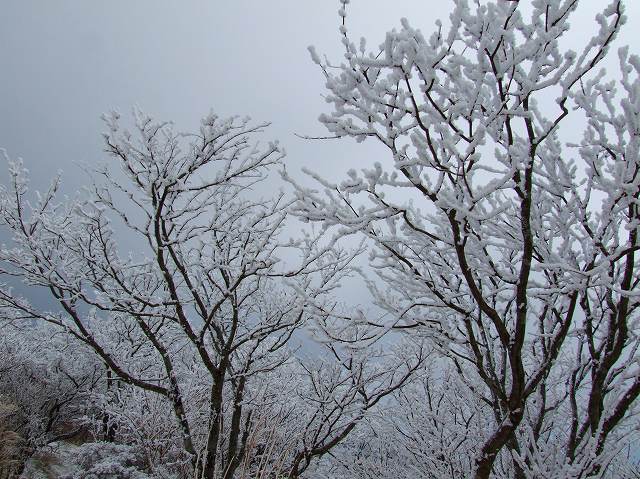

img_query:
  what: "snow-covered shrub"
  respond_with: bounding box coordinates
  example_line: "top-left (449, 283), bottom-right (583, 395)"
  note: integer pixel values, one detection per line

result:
top-left (0, 326), bottom-right (101, 475)
top-left (60, 442), bottom-right (153, 479)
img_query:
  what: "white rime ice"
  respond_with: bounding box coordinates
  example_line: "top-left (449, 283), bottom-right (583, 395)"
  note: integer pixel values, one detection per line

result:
top-left (288, 1), bottom-right (640, 478)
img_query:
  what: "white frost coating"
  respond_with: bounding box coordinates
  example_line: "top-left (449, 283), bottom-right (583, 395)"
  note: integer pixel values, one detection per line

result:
top-left (307, 45), bottom-right (321, 65)
top-left (0, 104), bottom-right (424, 478)
top-left (284, 0), bottom-right (640, 478)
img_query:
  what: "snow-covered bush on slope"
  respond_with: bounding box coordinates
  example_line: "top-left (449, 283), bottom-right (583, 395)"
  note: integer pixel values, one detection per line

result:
top-left (59, 442), bottom-right (155, 479)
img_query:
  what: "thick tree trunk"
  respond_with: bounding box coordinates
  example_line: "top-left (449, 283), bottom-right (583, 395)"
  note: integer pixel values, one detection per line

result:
top-left (222, 376), bottom-right (246, 479)
top-left (473, 409), bottom-right (524, 479)
top-left (200, 371), bottom-right (226, 479)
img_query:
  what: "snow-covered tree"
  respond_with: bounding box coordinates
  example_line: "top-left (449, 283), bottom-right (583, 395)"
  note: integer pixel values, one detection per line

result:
top-left (323, 365), bottom-right (492, 479)
top-left (0, 110), bottom-right (421, 478)
top-left (288, 0), bottom-right (640, 477)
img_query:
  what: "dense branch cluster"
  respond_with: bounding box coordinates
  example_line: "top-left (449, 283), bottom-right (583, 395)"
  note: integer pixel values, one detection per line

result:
top-left (0, 113), bottom-right (420, 478)
top-left (288, 0), bottom-right (640, 477)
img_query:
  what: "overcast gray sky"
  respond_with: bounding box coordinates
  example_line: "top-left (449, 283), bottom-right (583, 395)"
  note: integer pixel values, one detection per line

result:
top-left (1, 1), bottom-right (638, 193)
top-left (0, 1), bottom-right (443, 194)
